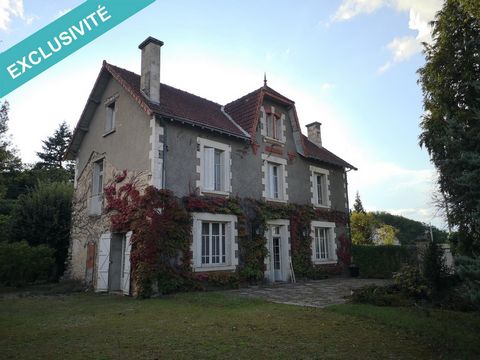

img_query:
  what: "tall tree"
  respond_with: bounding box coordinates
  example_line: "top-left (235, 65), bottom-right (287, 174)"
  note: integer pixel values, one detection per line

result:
top-left (353, 191), bottom-right (366, 214)
top-left (418, 0), bottom-right (480, 255)
top-left (36, 121), bottom-right (72, 169)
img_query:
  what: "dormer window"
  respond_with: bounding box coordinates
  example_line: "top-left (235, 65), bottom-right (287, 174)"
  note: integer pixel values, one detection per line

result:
top-left (105, 101), bottom-right (116, 134)
top-left (266, 113), bottom-right (281, 140)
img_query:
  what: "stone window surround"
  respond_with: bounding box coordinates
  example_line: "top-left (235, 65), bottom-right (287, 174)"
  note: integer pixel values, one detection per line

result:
top-left (195, 137), bottom-right (232, 196)
top-left (191, 212), bottom-right (239, 272)
top-left (149, 117), bottom-right (164, 189)
top-left (261, 154), bottom-right (289, 203)
top-left (103, 93), bottom-right (119, 136)
top-left (310, 165), bottom-right (331, 208)
top-left (310, 220), bottom-right (337, 265)
top-left (259, 105), bottom-right (286, 145)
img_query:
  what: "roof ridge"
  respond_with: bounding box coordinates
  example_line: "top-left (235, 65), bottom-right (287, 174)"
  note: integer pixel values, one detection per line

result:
top-left (224, 86), bottom-right (263, 108)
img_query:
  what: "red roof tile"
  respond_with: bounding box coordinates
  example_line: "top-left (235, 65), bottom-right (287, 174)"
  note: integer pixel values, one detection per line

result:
top-left (105, 63), bottom-right (249, 138)
top-left (302, 135), bottom-right (357, 170)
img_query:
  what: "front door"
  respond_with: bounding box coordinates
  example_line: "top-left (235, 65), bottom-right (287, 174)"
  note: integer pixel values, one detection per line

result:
top-left (272, 227), bottom-right (282, 281)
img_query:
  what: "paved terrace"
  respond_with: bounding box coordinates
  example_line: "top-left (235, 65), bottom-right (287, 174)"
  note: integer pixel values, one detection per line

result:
top-left (230, 278), bottom-right (391, 308)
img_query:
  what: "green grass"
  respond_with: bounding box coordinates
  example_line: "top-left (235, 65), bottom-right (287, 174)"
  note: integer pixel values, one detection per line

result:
top-left (1, 291), bottom-right (478, 359)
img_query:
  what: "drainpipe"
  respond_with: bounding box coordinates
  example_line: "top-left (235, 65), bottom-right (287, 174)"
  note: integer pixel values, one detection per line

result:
top-left (161, 118), bottom-right (167, 189)
top-left (345, 168), bottom-right (353, 265)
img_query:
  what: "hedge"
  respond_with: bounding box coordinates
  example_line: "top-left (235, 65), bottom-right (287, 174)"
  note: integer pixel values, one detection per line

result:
top-left (0, 241), bottom-right (55, 286)
top-left (352, 245), bottom-right (413, 278)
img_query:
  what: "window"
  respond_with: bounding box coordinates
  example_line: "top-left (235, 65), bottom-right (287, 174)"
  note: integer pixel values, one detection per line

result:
top-left (89, 159), bottom-right (104, 215)
top-left (192, 213), bottom-right (238, 271)
top-left (262, 155), bottom-right (288, 202)
top-left (266, 114), bottom-right (281, 140)
top-left (197, 138), bottom-right (231, 194)
top-left (311, 221), bottom-right (337, 263)
top-left (201, 222), bottom-right (226, 265)
top-left (310, 166), bottom-right (330, 207)
top-left (105, 101), bottom-right (116, 133)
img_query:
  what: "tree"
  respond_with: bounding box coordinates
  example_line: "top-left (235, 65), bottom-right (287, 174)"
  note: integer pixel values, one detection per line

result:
top-left (418, 0), bottom-right (480, 255)
top-left (350, 211), bottom-right (378, 245)
top-left (9, 182), bottom-right (73, 278)
top-left (376, 224), bottom-right (399, 245)
top-left (0, 101), bottom-right (22, 196)
top-left (36, 121), bottom-right (73, 175)
top-left (353, 191), bottom-right (366, 214)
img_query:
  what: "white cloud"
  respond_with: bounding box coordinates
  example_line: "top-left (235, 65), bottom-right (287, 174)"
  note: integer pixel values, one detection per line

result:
top-left (320, 82), bottom-right (335, 92)
top-left (331, 0), bottom-right (443, 72)
top-left (56, 8), bottom-right (71, 19)
top-left (0, 0), bottom-right (24, 31)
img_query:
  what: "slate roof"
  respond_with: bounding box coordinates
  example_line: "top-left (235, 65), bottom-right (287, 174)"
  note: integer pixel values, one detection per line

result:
top-left (302, 135), bottom-right (356, 170)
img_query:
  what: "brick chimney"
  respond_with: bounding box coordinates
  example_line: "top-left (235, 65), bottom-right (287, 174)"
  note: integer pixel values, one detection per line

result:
top-left (306, 122), bottom-right (322, 147)
top-left (139, 37), bottom-right (163, 104)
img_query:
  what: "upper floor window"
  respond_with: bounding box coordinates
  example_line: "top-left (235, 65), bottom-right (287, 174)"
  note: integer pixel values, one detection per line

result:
top-left (262, 154), bottom-right (288, 202)
top-left (266, 113), bottom-right (282, 140)
top-left (310, 165), bottom-right (330, 208)
top-left (105, 101), bottom-right (116, 134)
top-left (197, 138), bottom-right (231, 195)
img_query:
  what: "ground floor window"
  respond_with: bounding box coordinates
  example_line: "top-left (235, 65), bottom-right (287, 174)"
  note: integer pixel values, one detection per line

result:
top-left (192, 213), bottom-right (238, 271)
top-left (311, 221), bottom-right (337, 264)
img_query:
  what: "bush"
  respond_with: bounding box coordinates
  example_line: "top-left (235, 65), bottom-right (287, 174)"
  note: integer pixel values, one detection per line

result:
top-left (455, 255), bottom-right (480, 309)
top-left (349, 285), bottom-right (413, 307)
top-left (0, 241), bottom-right (55, 286)
top-left (422, 241), bottom-right (449, 298)
top-left (393, 265), bottom-right (429, 299)
top-left (352, 245), bottom-right (413, 278)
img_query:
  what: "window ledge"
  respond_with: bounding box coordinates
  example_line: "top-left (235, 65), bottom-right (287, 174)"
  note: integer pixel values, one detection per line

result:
top-left (201, 190), bottom-right (230, 197)
top-left (265, 198), bottom-right (288, 204)
top-left (103, 129), bottom-right (116, 137)
top-left (194, 265), bottom-right (236, 272)
top-left (313, 204), bottom-right (331, 209)
top-left (312, 260), bottom-right (338, 265)
top-left (263, 136), bottom-right (285, 146)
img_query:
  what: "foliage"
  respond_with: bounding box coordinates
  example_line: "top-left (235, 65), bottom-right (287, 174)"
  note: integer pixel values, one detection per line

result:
top-left (105, 178), bottom-right (192, 298)
top-left (194, 272), bottom-right (240, 289)
top-left (418, 0), bottom-right (480, 255)
top-left (350, 211), bottom-right (377, 244)
top-left (455, 255), bottom-right (480, 309)
top-left (0, 101), bottom-right (22, 197)
top-left (352, 245), bottom-right (413, 278)
top-left (393, 265), bottom-right (430, 299)
top-left (36, 121), bottom-right (74, 177)
top-left (0, 241), bottom-right (55, 286)
top-left (375, 224), bottom-right (399, 245)
top-left (422, 241), bottom-right (449, 298)
top-left (9, 181), bottom-right (73, 278)
top-left (353, 191), bottom-right (365, 213)
top-left (349, 284), bottom-right (413, 307)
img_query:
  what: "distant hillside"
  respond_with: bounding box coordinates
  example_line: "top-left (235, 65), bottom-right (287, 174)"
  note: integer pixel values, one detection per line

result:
top-left (372, 212), bottom-right (448, 245)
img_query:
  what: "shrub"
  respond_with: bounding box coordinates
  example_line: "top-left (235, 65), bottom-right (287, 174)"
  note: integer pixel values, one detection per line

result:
top-left (422, 241), bottom-right (449, 298)
top-left (0, 241), bottom-right (55, 286)
top-left (455, 255), bottom-right (480, 309)
top-left (393, 265), bottom-right (429, 299)
top-left (352, 245), bottom-right (413, 278)
top-left (349, 285), bottom-right (413, 307)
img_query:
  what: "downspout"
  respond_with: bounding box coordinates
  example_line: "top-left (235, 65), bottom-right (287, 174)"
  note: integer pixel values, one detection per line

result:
top-left (161, 117), bottom-right (167, 189)
top-left (345, 168), bottom-right (353, 265)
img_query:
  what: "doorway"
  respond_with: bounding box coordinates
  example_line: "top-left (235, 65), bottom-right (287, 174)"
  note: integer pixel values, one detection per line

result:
top-left (265, 220), bottom-right (291, 283)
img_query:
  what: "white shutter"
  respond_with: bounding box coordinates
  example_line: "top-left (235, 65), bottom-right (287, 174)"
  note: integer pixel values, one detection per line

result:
top-left (268, 164), bottom-right (274, 198)
top-left (330, 229), bottom-right (338, 261)
top-left (122, 231), bottom-right (132, 295)
top-left (204, 147), bottom-right (214, 190)
top-left (96, 233), bottom-right (111, 292)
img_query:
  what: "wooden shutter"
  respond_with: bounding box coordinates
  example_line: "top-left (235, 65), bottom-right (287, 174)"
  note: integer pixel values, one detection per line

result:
top-left (122, 231), bottom-right (132, 295)
top-left (204, 147), bottom-right (214, 190)
top-left (96, 233), bottom-right (111, 292)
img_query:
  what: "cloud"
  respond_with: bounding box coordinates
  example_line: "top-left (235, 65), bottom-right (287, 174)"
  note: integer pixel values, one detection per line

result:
top-left (330, 0), bottom-right (443, 72)
top-left (319, 82), bottom-right (335, 92)
top-left (56, 8), bottom-right (71, 19)
top-left (0, 0), bottom-right (24, 31)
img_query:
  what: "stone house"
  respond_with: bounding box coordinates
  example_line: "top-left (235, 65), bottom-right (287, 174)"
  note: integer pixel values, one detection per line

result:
top-left (65, 37), bottom-right (356, 295)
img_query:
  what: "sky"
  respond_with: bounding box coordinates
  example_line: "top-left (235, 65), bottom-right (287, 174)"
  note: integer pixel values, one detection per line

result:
top-left (0, 0), bottom-right (446, 228)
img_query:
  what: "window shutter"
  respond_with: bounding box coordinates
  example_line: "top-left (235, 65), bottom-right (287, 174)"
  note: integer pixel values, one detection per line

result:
top-left (96, 233), bottom-right (111, 292)
top-left (122, 232), bottom-right (132, 295)
top-left (204, 147), bottom-right (214, 190)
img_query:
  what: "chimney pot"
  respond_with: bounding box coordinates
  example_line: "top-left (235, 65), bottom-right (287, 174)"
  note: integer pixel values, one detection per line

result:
top-left (139, 37), bottom-right (163, 104)
top-left (306, 121), bottom-right (322, 147)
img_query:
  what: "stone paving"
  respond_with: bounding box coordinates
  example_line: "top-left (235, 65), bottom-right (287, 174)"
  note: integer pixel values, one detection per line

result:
top-left (230, 278), bottom-right (391, 308)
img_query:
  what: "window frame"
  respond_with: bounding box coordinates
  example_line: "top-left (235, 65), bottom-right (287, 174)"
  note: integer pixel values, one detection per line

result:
top-left (260, 106), bottom-right (286, 145)
top-left (191, 213), bottom-right (238, 272)
top-left (89, 158), bottom-right (104, 216)
top-left (310, 165), bottom-right (331, 208)
top-left (262, 154), bottom-right (288, 202)
top-left (197, 138), bottom-right (231, 196)
top-left (310, 221), bottom-right (337, 264)
top-left (104, 99), bottom-right (117, 135)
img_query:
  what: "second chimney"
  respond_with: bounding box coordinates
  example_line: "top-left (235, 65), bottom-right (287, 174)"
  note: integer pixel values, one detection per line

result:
top-left (139, 37), bottom-right (163, 104)
top-left (306, 122), bottom-right (322, 147)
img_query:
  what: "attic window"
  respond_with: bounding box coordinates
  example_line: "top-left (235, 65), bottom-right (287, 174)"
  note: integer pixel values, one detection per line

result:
top-left (266, 113), bottom-right (281, 140)
top-left (105, 101), bottom-right (116, 134)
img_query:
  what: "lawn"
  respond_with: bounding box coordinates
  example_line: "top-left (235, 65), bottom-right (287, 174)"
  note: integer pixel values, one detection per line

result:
top-left (1, 290), bottom-right (479, 359)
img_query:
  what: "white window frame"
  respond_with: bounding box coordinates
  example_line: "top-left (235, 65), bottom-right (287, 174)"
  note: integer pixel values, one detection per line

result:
top-left (262, 154), bottom-right (288, 202)
top-left (196, 138), bottom-right (232, 196)
top-left (104, 99), bottom-right (116, 134)
top-left (310, 165), bottom-right (331, 208)
top-left (89, 159), bottom-right (104, 215)
top-left (191, 213), bottom-right (238, 272)
top-left (310, 221), bottom-right (337, 264)
top-left (259, 106), bottom-right (286, 144)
